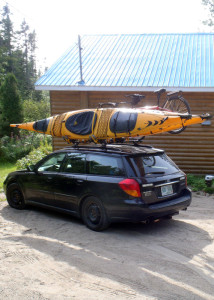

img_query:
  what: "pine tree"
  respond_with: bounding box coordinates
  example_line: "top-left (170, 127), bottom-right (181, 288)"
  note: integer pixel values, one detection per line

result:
top-left (0, 4), bottom-right (14, 73)
top-left (0, 4), bottom-right (43, 101)
top-left (0, 32), bottom-right (6, 82)
top-left (0, 2), bottom-right (46, 137)
top-left (0, 73), bottom-right (23, 136)
top-left (202, 0), bottom-right (214, 27)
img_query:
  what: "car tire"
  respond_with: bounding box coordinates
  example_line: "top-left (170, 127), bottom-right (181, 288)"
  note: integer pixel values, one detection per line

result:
top-left (81, 196), bottom-right (110, 231)
top-left (163, 215), bottom-right (173, 220)
top-left (6, 183), bottom-right (26, 210)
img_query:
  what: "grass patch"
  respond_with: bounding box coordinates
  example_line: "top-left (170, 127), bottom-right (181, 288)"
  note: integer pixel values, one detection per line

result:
top-left (187, 174), bottom-right (214, 194)
top-left (0, 162), bottom-right (16, 192)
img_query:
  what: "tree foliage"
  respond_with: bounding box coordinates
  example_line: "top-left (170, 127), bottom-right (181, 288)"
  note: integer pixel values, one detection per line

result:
top-left (23, 99), bottom-right (50, 122)
top-left (202, 0), bottom-right (214, 27)
top-left (0, 3), bottom-right (50, 138)
top-left (0, 73), bottom-right (23, 136)
top-left (0, 4), bottom-right (41, 100)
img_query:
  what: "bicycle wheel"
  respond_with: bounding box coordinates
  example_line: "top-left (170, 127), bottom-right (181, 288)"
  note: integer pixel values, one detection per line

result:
top-left (162, 95), bottom-right (191, 134)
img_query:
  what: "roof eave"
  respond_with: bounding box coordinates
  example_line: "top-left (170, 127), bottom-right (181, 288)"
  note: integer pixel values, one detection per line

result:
top-left (35, 85), bottom-right (214, 93)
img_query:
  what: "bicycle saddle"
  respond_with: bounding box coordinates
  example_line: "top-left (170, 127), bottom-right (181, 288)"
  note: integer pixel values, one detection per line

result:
top-left (154, 88), bottom-right (166, 95)
top-left (125, 94), bottom-right (145, 106)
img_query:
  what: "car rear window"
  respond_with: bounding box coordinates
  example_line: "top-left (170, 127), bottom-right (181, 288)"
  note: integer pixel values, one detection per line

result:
top-left (87, 154), bottom-right (125, 176)
top-left (127, 154), bottom-right (180, 177)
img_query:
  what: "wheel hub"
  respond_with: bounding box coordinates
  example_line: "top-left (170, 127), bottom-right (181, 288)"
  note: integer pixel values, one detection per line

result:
top-left (12, 190), bottom-right (22, 204)
top-left (88, 204), bottom-right (100, 223)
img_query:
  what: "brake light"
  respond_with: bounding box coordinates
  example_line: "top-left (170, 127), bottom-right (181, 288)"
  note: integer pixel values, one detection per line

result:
top-left (119, 179), bottom-right (141, 197)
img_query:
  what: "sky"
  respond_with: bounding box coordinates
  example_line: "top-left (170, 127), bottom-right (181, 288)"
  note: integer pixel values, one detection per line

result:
top-left (2, 0), bottom-right (211, 69)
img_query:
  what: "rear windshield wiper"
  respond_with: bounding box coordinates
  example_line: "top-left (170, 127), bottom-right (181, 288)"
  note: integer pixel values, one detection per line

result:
top-left (146, 171), bottom-right (165, 175)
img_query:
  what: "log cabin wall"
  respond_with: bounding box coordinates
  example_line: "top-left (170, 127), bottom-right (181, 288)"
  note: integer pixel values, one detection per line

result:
top-left (50, 90), bottom-right (214, 174)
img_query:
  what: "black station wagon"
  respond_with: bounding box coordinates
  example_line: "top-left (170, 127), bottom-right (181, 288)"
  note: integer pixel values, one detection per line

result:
top-left (4, 144), bottom-right (192, 231)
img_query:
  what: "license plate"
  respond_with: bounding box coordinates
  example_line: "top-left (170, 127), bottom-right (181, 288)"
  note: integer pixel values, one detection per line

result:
top-left (161, 184), bottom-right (173, 196)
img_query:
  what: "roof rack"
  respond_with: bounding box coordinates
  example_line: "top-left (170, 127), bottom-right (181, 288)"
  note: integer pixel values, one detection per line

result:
top-left (63, 141), bottom-right (153, 152)
top-left (64, 144), bottom-right (123, 152)
top-left (114, 143), bottom-right (153, 148)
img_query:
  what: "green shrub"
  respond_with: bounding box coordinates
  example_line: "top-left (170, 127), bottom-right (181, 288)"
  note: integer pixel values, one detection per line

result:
top-left (0, 135), bottom-right (31, 162)
top-left (19, 131), bottom-right (52, 149)
top-left (187, 174), bottom-right (214, 194)
top-left (0, 134), bottom-right (52, 163)
top-left (16, 142), bottom-right (52, 170)
top-left (204, 186), bottom-right (214, 194)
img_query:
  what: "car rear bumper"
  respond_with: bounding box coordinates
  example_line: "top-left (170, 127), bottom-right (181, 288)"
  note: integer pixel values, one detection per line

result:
top-left (108, 188), bottom-right (192, 222)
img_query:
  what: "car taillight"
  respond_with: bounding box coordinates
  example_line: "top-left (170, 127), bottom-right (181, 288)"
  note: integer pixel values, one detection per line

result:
top-left (119, 179), bottom-right (141, 197)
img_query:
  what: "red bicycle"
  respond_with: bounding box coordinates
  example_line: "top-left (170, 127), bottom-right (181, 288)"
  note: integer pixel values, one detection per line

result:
top-left (99, 89), bottom-right (191, 135)
top-left (104, 89), bottom-right (191, 134)
top-left (129, 89), bottom-right (191, 134)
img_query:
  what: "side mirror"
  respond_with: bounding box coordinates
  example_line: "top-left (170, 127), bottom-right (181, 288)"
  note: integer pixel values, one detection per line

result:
top-left (27, 165), bottom-right (36, 172)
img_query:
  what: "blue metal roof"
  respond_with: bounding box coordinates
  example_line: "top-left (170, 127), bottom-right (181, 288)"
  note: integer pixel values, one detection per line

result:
top-left (35, 34), bottom-right (214, 91)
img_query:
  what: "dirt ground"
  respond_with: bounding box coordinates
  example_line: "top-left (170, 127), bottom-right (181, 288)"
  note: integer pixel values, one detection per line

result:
top-left (0, 192), bottom-right (214, 300)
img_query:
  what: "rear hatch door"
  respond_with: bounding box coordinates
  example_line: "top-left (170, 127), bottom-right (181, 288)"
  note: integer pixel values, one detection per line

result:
top-left (126, 153), bottom-right (186, 204)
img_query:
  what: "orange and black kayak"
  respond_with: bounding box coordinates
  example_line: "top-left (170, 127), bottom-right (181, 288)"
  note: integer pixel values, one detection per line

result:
top-left (10, 107), bottom-right (212, 144)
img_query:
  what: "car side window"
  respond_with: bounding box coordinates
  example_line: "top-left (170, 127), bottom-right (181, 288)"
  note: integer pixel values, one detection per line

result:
top-left (88, 154), bottom-right (125, 176)
top-left (62, 153), bottom-right (86, 174)
top-left (37, 153), bottom-right (66, 173)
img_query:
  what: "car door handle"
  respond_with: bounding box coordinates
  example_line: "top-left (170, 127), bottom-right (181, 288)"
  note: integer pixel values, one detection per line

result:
top-left (47, 177), bottom-right (53, 182)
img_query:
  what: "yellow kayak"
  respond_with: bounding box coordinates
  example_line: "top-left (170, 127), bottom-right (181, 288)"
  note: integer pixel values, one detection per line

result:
top-left (10, 107), bottom-right (212, 144)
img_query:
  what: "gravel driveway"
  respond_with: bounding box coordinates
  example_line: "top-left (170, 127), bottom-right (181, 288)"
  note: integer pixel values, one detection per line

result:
top-left (0, 193), bottom-right (214, 299)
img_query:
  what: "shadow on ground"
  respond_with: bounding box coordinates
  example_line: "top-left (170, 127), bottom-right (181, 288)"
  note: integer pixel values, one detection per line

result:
top-left (1, 203), bottom-right (214, 299)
